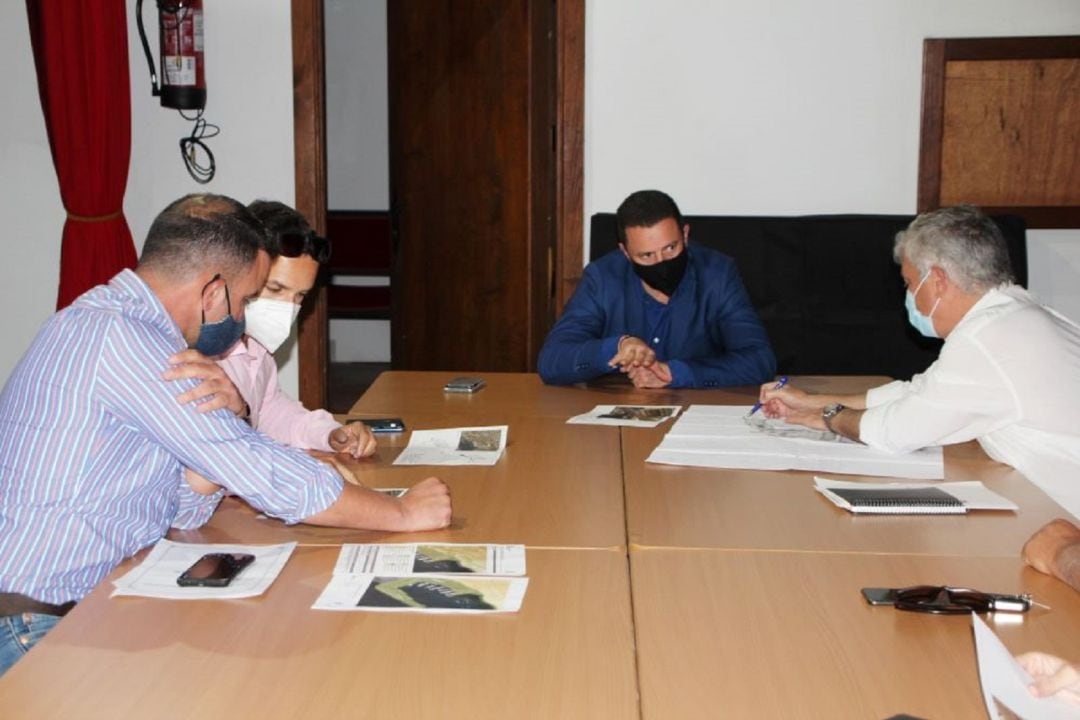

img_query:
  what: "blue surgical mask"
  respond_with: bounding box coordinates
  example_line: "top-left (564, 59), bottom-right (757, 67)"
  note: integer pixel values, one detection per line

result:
top-left (905, 271), bottom-right (940, 339)
top-left (193, 276), bottom-right (246, 356)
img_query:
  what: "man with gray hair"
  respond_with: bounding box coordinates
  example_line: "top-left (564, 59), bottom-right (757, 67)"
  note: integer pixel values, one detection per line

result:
top-left (758, 205), bottom-right (1080, 519)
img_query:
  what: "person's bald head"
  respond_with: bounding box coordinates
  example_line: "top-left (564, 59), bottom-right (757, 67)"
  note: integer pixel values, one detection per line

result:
top-left (138, 193), bottom-right (268, 283)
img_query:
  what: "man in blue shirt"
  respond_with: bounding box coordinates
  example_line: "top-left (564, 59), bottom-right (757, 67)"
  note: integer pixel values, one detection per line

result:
top-left (538, 190), bottom-right (775, 388)
top-left (0, 194), bottom-right (451, 676)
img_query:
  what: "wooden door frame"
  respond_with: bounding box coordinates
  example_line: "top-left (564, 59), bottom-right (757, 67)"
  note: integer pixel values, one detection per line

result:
top-left (292, 0), bottom-right (584, 408)
top-left (291, 0), bottom-right (329, 410)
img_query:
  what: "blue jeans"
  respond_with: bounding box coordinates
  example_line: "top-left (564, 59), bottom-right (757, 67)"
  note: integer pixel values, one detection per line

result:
top-left (0, 613), bottom-right (60, 677)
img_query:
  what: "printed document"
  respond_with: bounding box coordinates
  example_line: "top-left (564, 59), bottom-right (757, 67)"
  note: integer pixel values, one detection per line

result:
top-left (333, 543), bottom-right (526, 576)
top-left (110, 539), bottom-right (296, 600)
top-left (646, 405), bottom-right (944, 479)
top-left (393, 425), bottom-right (508, 466)
top-left (314, 543), bottom-right (528, 613)
top-left (567, 404), bottom-right (682, 428)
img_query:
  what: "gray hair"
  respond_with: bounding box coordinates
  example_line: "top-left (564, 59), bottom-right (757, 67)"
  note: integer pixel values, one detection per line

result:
top-left (893, 205), bottom-right (1015, 293)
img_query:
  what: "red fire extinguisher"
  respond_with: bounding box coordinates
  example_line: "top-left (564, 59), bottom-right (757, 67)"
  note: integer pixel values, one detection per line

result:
top-left (136, 0), bottom-right (217, 183)
top-left (136, 0), bottom-right (206, 112)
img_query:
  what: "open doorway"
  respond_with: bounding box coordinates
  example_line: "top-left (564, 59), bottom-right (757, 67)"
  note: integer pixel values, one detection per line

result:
top-left (291, 0), bottom-right (585, 412)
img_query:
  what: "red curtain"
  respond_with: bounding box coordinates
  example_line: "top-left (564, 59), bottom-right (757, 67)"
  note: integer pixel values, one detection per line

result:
top-left (26, 0), bottom-right (138, 310)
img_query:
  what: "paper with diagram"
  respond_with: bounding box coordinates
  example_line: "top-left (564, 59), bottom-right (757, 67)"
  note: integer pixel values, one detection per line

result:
top-left (646, 405), bottom-right (944, 479)
top-left (393, 425), bottom-right (508, 466)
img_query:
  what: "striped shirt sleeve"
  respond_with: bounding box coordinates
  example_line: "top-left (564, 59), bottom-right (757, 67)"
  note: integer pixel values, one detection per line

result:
top-left (95, 315), bottom-right (343, 525)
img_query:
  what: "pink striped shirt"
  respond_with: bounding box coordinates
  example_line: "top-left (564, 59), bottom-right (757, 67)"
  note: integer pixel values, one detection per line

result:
top-left (218, 338), bottom-right (340, 451)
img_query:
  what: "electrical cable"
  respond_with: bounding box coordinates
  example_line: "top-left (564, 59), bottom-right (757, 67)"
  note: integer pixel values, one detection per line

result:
top-left (178, 109), bottom-right (219, 184)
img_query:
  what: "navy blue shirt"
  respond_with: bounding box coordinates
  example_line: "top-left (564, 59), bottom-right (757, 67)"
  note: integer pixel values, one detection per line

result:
top-left (538, 245), bottom-right (776, 388)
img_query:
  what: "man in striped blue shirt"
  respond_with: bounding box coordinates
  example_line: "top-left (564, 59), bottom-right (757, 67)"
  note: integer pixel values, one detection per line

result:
top-left (0, 194), bottom-right (451, 675)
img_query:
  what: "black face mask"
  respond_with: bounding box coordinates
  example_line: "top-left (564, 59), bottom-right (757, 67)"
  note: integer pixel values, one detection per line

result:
top-left (630, 247), bottom-right (689, 297)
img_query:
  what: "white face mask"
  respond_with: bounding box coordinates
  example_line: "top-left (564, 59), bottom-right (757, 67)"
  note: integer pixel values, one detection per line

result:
top-left (244, 298), bottom-right (301, 352)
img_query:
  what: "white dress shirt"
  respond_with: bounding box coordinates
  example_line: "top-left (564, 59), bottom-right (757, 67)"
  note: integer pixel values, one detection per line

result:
top-left (860, 284), bottom-right (1080, 520)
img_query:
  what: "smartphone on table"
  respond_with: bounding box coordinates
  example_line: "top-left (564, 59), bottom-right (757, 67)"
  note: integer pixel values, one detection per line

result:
top-left (177, 553), bottom-right (255, 588)
top-left (350, 417), bottom-right (406, 434)
top-left (861, 587), bottom-right (898, 605)
top-left (443, 376), bottom-right (486, 393)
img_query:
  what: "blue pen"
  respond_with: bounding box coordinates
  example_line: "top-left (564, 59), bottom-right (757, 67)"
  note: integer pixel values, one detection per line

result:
top-left (747, 375), bottom-right (789, 416)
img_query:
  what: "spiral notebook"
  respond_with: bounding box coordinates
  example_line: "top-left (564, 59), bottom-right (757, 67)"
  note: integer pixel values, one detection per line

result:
top-left (814, 477), bottom-right (1019, 515)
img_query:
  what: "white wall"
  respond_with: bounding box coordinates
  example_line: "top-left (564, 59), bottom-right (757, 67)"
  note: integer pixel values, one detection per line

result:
top-left (5, 2), bottom-right (1080, 385)
top-left (0, 4), bottom-right (64, 384)
top-left (585, 0), bottom-right (1080, 319)
top-left (126, 1), bottom-right (299, 394)
top-left (0, 2), bottom-right (299, 393)
top-left (324, 0), bottom-right (391, 363)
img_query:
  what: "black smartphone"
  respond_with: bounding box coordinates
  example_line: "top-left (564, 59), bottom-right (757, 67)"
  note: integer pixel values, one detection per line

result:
top-left (351, 417), bottom-right (406, 433)
top-left (861, 587), bottom-right (898, 606)
top-left (177, 553), bottom-right (255, 588)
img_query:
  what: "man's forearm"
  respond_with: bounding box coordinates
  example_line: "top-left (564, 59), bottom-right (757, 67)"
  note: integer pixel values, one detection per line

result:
top-left (304, 480), bottom-right (451, 533)
top-left (825, 393), bottom-right (869, 411)
top-left (829, 407), bottom-right (864, 442)
top-left (303, 484), bottom-right (406, 530)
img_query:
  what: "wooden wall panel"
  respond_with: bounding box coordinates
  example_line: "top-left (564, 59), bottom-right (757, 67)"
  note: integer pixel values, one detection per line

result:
top-left (918, 36), bottom-right (1080, 229)
top-left (388, 1), bottom-right (554, 372)
top-left (940, 59), bottom-right (1080, 207)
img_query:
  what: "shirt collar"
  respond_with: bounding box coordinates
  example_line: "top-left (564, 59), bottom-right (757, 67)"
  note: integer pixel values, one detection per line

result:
top-left (226, 338), bottom-right (255, 358)
top-left (109, 268), bottom-right (187, 346)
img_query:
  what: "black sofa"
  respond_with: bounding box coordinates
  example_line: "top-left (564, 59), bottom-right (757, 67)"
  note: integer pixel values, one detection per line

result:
top-left (588, 213), bottom-right (1027, 380)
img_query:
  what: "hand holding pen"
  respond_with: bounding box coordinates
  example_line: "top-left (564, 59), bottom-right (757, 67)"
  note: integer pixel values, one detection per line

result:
top-left (747, 376), bottom-right (788, 417)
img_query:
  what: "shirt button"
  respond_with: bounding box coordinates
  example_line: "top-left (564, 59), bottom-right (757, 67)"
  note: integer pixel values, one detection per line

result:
top-left (653, 337), bottom-right (660, 344)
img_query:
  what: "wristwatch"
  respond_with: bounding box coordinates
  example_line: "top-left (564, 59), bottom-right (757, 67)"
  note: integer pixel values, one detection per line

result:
top-left (822, 403), bottom-right (845, 433)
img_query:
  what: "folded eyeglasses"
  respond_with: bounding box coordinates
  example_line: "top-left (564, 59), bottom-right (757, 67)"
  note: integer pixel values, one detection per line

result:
top-left (891, 585), bottom-right (1035, 615)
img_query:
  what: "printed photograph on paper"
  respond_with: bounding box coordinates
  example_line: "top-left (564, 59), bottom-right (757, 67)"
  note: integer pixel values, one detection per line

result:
top-left (457, 429), bottom-right (502, 452)
top-left (599, 405), bottom-right (676, 422)
top-left (412, 545), bottom-right (487, 574)
top-left (357, 576), bottom-right (509, 611)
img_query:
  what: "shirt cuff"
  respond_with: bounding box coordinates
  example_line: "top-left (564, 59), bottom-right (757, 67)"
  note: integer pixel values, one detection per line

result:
top-left (172, 484), bottom-right (226, 530)
top-left (666, 359), bottom-right (693, 388)
top-left (596, 335), bottom-right (623, 369)
top-left (858, 404), bottom-right (895, 453)
top-left (300, 410), bottom-right (344, 451)
top-left (866, 380), bottom-right (909, 408)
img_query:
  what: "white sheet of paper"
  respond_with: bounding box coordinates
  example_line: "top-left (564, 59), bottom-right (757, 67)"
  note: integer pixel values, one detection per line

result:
top-left (972, 615), bottom-right (1080, 720)
top-left (312, 574), bottom-right (529, 613)
top-left (646, 405), bottom-right (944, 479)
top-left (566, 404), bottom-right (682, 428)
top-left (333, 543), bottom-right (527, 576)
top-left (393, 425), bottom-right (508, 466)
top-left (110, 539), bottom-right (296, 600)
top-left (814, 477), bottom-right (1019, 512)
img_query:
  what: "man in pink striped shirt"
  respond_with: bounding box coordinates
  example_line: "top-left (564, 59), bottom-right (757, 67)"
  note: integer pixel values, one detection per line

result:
top-left (164, 201), bottom-right (376, 458)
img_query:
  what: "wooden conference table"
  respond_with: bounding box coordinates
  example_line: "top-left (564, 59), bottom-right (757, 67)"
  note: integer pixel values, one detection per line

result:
top-left (0, 371), bottom-right (1076, 719)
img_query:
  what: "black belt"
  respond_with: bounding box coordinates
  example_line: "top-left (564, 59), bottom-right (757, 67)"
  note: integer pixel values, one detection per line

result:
top-left (0, 592), bottom-right (75, 618)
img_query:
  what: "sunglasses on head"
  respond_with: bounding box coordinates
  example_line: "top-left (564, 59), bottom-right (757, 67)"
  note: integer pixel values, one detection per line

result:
top-left (278, 231), bottom-right (331, 264)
